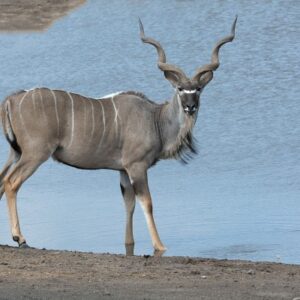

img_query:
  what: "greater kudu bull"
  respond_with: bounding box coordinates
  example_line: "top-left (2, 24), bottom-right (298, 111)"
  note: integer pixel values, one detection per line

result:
top-left (0, 18), bottom-right (236, 251)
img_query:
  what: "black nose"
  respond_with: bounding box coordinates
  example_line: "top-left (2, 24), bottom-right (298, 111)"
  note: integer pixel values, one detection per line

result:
top-left (184, 105), bottom-right (197, 115)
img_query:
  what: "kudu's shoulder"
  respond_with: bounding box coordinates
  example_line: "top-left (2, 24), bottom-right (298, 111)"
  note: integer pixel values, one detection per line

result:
top-left (118, 91), bottom-right (156, 104)
top-left (115, 90), bottom-right (163, 111)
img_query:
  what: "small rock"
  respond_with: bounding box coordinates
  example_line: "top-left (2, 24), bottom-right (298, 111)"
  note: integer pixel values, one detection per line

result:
top-left (190, 270), bottom-right (201, 275)
top-left (247, 269), bottom-right (255, 275)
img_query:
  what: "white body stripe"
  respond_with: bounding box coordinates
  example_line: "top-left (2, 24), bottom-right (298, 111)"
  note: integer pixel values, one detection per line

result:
top-left (32, 90), bottom-right (37, 114)
top-left (100, 91), bottom-right (123, 99)
top-left (88, 99), bottom-right (95, 145)
top-left (82, 96), bottom-right (87, 138)
top-left (50, 90), bottom-right (60, 138)
top-left (96, 101), bottom-right (106, 151)
top-left (25, 87), bottom-right (40, 92)
top-left (67, 92), bottom-right (75, 148)
top-left (38, 89), bottom-right (47, 120)
top-left (5, 100), bottom-right (15, 142)
top-left (19, 91), bottom-right (31, 138)
top-left (19, 91), bottom-right (28, 110)
top-left (111, 96), bottom-right (121, 133)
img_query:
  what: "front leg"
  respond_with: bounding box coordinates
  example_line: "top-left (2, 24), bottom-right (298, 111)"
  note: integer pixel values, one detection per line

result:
top-left (126, 164), bottom-right (166, 251)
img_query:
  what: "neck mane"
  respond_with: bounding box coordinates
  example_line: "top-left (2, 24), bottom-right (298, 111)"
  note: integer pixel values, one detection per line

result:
top-left (158, 94), bottom-right (197, 163)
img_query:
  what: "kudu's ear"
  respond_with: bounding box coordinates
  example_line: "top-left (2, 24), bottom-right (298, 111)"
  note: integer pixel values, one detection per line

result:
top-left (163, 71), bottom-right (180, 87)
top-left (199, 71), bottom-right (213, 86)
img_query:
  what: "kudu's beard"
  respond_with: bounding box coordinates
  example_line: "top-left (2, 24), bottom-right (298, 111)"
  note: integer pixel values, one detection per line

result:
top-left (160, 98), bottom-right (198, 163)
top-left (175, 114), bottom-right (198, 163)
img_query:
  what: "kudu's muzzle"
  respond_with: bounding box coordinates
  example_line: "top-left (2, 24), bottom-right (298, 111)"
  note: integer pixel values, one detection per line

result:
top-left (183, 104), bottom-right (197, 115)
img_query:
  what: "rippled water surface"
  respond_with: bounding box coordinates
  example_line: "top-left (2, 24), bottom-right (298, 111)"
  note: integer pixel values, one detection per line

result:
top-left (0, 1), bottom-right (299, 264)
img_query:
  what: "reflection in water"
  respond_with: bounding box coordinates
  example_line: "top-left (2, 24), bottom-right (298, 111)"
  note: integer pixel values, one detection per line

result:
top-left (0, 1), bottom-right (299, 264)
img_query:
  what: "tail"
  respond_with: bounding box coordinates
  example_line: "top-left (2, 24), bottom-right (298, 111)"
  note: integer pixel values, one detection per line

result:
top-left (1, 98), bottom-right (22, 154)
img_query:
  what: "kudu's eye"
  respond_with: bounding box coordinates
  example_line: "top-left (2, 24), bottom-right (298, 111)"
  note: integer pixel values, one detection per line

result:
top-left (178, 87), bottom-right (183, 92)
top-left (197, 87), bottom-right (202, 92)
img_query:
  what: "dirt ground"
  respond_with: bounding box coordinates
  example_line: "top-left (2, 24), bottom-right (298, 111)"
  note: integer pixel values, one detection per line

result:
top-left (0, 0), bottom-right (85, 31)
top-left (0, 245), bottom-right (299, 300)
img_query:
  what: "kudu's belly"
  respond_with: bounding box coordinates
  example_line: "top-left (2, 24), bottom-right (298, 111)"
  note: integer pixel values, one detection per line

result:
top-left (52, 145), bottom-right (123, 170)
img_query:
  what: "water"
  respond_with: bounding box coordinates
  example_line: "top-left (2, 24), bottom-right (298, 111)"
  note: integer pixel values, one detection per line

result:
top-left (0, 0), bottom-right (299, 264)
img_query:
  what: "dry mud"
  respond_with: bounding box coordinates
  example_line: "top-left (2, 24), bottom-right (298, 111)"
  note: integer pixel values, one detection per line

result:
top-left (0, 245), bottom-right (300, 300)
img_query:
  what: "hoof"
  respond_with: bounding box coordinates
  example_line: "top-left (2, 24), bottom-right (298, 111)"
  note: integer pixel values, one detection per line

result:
top-left (153, 244), bottom-right (167, 252)
top-left (13, 236), bottom-right (29, 248)
top-left (154, 249), bottom-right (166, 257)
top-left (13, 236), bottom-right (20, 242)
top-left (19, 242), bottom-right (30, 249)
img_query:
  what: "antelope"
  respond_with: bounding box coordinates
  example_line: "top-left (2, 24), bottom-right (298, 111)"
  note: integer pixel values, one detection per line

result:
top-left (0, 17), bottom-right (236, 252)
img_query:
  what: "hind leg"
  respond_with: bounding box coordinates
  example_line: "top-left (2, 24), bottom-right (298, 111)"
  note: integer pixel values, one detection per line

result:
top-left (4, 151), bottom-right (50, 247)
top-left (0, 148), bottom-right (20, 200)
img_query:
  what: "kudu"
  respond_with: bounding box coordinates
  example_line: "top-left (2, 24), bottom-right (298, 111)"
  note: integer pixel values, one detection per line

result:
top-left (0, 17), bottom-right (236, 252)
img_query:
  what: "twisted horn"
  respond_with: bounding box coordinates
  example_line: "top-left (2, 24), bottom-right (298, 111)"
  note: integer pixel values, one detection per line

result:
top-left (193, 16), bottom-right (237, 83)
top-left (139, 18), bottom-right (189, 84)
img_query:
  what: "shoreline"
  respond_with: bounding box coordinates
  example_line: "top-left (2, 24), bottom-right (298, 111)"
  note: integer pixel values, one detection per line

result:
top-left (0, 245), bottom-right (299, 299)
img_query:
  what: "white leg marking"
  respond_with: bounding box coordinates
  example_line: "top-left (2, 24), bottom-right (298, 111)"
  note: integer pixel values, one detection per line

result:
top-left (96, 100), bottom-right (106, 151)
top-left (129, 176), bottom-right (134, 185)
top-left (50, 90), bottom-right (60, 138)
top-left (67, 92), bottom-right (75, 148)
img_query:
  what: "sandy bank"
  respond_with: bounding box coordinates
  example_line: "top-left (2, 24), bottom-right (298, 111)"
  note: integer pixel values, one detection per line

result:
top-left (0, 245), bottom-right (299, 300)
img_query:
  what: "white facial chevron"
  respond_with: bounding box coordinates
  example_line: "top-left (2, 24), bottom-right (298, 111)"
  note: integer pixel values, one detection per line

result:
top-left (183, 89), bottom-right (197, 94)
top-left (177, 88), bottom-right (202, 96)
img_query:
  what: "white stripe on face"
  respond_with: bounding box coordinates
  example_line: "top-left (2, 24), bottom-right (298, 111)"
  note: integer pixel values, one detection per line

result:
top-left (183, 89), bottom-right (197, 94)
top-left (177, 88), bottom-right (202, 96)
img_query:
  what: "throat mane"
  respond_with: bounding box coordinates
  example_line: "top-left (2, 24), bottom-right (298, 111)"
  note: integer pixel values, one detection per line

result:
top-left (160, 112), bottom-right (197, 163)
